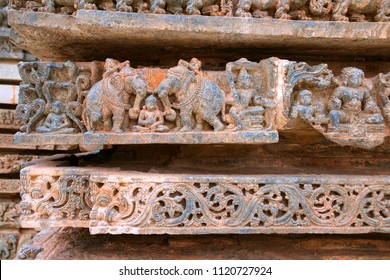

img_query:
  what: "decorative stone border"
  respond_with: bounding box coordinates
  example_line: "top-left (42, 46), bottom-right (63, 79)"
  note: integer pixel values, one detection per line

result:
top-left (19, 154), bottom-right (390, 235)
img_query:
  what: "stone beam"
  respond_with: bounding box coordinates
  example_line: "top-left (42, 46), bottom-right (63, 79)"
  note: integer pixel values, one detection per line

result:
top-left (7, 10), bottom-right (390, 61)
top-left (19, 154), bottom-right (390, 235)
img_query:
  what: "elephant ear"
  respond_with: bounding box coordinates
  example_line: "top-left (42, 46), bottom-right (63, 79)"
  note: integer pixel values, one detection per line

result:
top-left (107, 75), bottom-right (125, 94)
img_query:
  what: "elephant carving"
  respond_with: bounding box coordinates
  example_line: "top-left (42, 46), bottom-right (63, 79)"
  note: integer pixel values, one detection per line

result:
top-left (158, 58), bottom-right (226, 132)
top-left (332, 0), bottom-right (390, 22)
top-left (83, 59), bottom-right (147, 133)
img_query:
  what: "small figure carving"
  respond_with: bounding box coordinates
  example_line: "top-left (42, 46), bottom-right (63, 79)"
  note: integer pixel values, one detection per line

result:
top-left (158, 58), bottom-right (225, 132)
top-left (225, 64), bottom-right (265, 131)
top-left (327, 67), bottom-right (384, 133)
top-left (332, 0), bottom-right (390, 22)
top-left (132, 95), bottom-right (169, 132)
top-left (0, 234), bottom-right (18, 260)
top-left (290, 90), bottom-right (315, 121)
top-left (378, 72), bottom-right (390, 124)
top-left (36, 101), bottom-right (77, 133)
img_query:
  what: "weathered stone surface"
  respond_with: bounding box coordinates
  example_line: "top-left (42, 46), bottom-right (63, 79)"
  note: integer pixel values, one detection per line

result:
top-left (0, 202), bottom-right (20, 229)
top-left (0, 179), bottom-right (20, 194)
top-left (0, 63), bottom-right (21, 81)
top-left (0, 109), bottom-right (23, 130)
top-left (7, 10), bottom-right (390, 62)
top-left (0, 231), bottom-right (19, 260)
top-left (9, 0), bottom-right (390, 22)
top-left (27, 228), bottom-right (390, 259)
top-left (19, 153), bottom-right (390, 234)
top-left (0, 154), bottom-right (39, 174)
top-left (13, 58), bottom-right (389, 149)
top-left (0, 84), bottom-right (19, 104)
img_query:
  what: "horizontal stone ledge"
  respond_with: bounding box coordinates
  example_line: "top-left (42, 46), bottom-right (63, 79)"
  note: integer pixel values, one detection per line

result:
top-left (0, 84), bottom-right (19, 105)
top-left (0, 134), bottom-right (78, 150)
top-left (20, 155), bottom-right (390, 235)
top-left (8, 10), bottom-right (390, 60)
top-left (14, 130), bottom-right (279, 145)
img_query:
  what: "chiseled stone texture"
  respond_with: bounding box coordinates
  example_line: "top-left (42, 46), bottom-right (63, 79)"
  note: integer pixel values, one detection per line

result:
top-left (31, 228), bottom-right (390, 260)
top-left (19, 152), bottom-right (390, 235)
top-left (7, 10), bottom-right (390, 62)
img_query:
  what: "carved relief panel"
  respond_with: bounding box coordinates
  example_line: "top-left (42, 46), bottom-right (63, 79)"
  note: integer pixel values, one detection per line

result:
top-left (15, 58), bottom-right (390, 148)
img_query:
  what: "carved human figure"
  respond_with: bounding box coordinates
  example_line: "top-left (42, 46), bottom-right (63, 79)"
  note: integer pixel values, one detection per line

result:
top-left (158, 58), bottom-right (225, 132)
top-left (4, 203), bottom-right (19, 223)
top-left (0, 235), bottom-right (17, 260)
top-left (132, 95), bottom-right (169, 132)
top-left (327, 67), bottom-right (384, 132)
top-left (227, 68), bottom-right (265, 131)
top-left (36, 101), bottom-right (77, 133)
top-left (290, 90), bottom-right (315, 121)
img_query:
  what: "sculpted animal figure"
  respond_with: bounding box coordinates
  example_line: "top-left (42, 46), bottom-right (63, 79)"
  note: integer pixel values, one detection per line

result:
top-left (332, 0), bottom-right (390, 22)
top-left (83, 59), bottom-right (147, 133)
top-left (158, 58), bottom-right (225, 132)
top-left (186, 0), bottom-right (232, 16)
top-left (236, 0), bottom-right (333, 19)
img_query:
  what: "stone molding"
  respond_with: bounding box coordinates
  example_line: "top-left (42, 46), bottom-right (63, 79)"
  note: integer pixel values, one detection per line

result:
top-left (13, 58), bottom-right (390, 149)
top-left (19, 155), bottom-right (390, 235)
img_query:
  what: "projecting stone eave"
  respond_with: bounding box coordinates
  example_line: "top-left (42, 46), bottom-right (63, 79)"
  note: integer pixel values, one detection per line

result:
top-left (7, 10), bottom-right (390, 62)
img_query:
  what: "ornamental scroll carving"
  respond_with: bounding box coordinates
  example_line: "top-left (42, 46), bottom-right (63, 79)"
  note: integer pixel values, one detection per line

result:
top-left (19, 166), bottom-right (390, 234)
top-left (15, 58), bottom-right (390, 149)
top-left (10, 0), bottom-right (390, 22)
top-left (20, 174), bottom-right (93, 225)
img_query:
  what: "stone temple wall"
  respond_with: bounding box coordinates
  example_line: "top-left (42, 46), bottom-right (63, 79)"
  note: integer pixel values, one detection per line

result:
top-left (2, 0), bottom-right (390, 259)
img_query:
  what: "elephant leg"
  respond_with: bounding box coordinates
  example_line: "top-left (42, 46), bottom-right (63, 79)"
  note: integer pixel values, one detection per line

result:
top-left (129, 86), bottom-right (147, 120)
top-left (102, 106), bottom-right (112, 132)
top-left (194, 113), bottom-right (204, 131)
top-left (179, 111), bottom-right (192, 132)
top-left (112, 107), bottom-right (125, 133)
top-left (203, 114), bottom-right (225, 132)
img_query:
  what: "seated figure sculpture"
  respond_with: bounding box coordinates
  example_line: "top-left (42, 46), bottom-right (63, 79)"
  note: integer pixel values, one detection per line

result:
top-left (227, 67), bottom-right (265, 131)
top-left (132, 95), bottom-right (169, 132)
top-left (36, 101), bottom-right (76, 133)
top-left (290, 89), bottom-right (315, 121)
top-left (327, 67), bottom-right (384, 132)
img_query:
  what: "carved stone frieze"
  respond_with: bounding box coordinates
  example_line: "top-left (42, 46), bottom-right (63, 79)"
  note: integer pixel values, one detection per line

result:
top-left (0, 155), bottom-right (39, 174)
top-left (19, 156), bottom-right (390, 234)
top-left (20, 173), bottom-right (93, 228)
top-left (0, 179), bottom-right (20, 194)
top-left (14, 58), bottom-right (390, 149)
top-left (0, 232), bottom-right (18, 259)
top-left (0, 202), bottom-right (21, 228)
top-left (285, 64), bottom-right (389, 149)
top-left (9, 0), bottom-right (390, 21)
top-left (0, 109), bottom-right (24, 130)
